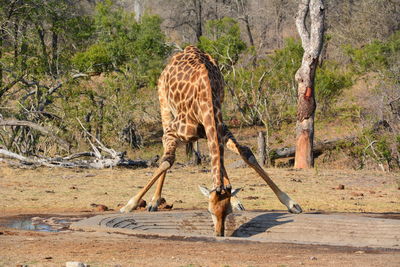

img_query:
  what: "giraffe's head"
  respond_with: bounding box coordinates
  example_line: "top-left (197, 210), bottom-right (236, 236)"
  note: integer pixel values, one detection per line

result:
top-left (199, 185), bottom-right (242, 236)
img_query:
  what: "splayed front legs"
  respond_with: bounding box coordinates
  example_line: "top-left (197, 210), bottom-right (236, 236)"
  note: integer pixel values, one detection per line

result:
top-left (224, 127), bottom-right (302, 214)
top-left (120, 161), bottom-right (171, 213)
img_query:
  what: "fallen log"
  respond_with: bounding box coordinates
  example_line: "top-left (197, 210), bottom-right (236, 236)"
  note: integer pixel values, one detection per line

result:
top-left (0, 119), bottom-right (159, 169)
top-left (269, 136), bottom-right (357, 160)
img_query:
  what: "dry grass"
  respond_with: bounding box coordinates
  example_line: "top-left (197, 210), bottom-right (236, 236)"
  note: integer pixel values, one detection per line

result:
top-left (0, 158), bottom-right (398, 215)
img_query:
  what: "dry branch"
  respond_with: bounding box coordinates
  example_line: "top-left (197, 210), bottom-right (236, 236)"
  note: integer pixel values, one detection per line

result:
top-left (0, 117), bottom-right (159, 169)
top-left (0, 147), bottom-right (159, 169)
top-left (0, 118), bottom-right (69, 148)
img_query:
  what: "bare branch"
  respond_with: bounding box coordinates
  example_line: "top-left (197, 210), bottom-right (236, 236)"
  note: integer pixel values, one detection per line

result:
top-left (0, 118), bottom-right (69, 148)
top-left (309, 0), bottom-right (325, 57)
top-left (296, 0), bottom-right (311, 49)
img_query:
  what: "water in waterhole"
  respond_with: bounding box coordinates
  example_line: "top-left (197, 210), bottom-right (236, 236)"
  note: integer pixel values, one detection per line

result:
top-left (0, 215), bottom-right (88, 232)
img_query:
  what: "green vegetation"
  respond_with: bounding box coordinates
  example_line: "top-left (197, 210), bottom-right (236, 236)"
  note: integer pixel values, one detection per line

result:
top-left (0, 0), bottom-right (398, 171)
top-left (198, 17), bottom-right (247, 70)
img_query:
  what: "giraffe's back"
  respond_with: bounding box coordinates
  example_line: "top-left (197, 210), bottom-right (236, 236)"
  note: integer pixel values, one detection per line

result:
top-left (158, 46), bottom-right (224, 142)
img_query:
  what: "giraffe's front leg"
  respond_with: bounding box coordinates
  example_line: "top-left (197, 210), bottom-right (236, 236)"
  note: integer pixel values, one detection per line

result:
top-left (147, 172), bottom-right (167, 212)
top-left (224, 126), bottom-right (302, 214)
top-left (120, 161), bottom-right (172, 213)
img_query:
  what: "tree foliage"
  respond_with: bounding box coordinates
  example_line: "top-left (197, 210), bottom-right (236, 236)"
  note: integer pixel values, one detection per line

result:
top-left (198, 17), bottom-right (247, 70)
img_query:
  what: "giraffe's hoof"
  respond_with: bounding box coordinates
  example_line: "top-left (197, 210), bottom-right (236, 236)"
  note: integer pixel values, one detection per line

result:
top-left (119, 198), bottom-right (141, 213)
top-left (288, 203), bottom-right (303, 214)
top-left (147, 205), bottom-right (158, 212)
top-left (147, 197), bottom-right (166, 212)
top-left (119, 205), bottom-right (133, 213)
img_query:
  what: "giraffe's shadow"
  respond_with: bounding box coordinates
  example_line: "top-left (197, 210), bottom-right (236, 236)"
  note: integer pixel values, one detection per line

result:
top-left (228, 212), bottom-right (293, 238)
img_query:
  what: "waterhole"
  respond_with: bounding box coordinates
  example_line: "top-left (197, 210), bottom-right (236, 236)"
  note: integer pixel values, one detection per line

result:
top-left (0, 215), bottom-right (89, 232)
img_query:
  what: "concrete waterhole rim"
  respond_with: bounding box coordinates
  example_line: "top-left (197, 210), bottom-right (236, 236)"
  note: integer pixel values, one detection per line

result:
top-left (66, 210), bottom-right (400, 249)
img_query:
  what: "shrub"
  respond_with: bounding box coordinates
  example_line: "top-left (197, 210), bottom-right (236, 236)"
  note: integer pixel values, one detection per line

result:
top-left (198, 17), bottom-right (247, 71)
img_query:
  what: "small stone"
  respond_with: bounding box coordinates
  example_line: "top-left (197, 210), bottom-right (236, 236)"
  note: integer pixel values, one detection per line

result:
top-left (44, 256), bottom-right (53, 259)
top-left (351, 192), bottom-right (364, 197)
top-left (337, 184), bottom-right (345, 190)
top-left (244, 196), bottom-right (259, 200)
top-left (310, 256), bottom-right (317, 260)
top-left (138, 199), bottom-right (147, 208)
top-left (369, 190), bottom-right (376, 194)
top-left (90, 203), bottom-right (109, 212)
top-left (354, 250), bottom-right (365, 254)
top-left (66, 262), bottom-right (89, 267)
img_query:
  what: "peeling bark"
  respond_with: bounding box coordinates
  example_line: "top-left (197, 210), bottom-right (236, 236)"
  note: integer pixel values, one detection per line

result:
top-left (294, 0), bottom-right (325, 168)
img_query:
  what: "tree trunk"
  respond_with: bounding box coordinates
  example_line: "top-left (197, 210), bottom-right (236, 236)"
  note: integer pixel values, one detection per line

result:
top-left (133, 0), bottom-right (144, 22)
top-left (294, 0), bottom-right (325, 168)
top-left (38, 26), bottom-right (49, 73)
top-left (257, 131), bottom-right (266, 166)
top-left (51, 30), bottom-right (58, 76)
top-left (194, 0), bottom-right (203, 41)
top-left (0, 26), bottom-right (4, 89)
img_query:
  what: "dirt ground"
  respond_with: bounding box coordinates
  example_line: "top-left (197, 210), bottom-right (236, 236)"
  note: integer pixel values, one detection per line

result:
top-left (0, 162), bottom-right (399, 266)
top-left (1, 226), bottom-right (400, 267)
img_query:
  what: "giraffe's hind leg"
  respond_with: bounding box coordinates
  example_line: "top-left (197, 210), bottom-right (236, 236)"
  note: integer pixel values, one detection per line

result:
top-left (223, 126), bottom-right (302, 214)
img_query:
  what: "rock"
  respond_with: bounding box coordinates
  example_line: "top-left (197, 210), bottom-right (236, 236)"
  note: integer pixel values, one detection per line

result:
top-left (310, 256), bottom-right (317, 260)
top-left (350, 192), bottom-right (364, 197)
top-left (138, 199), bottom-right (147, 208)
top-left (90, 203), bottom-right (109, 212)
top-left (66, 262), bottom-right (89, 267)
top-left (337, 184), bottom-right (345, 190)
top-left (244, 196), bottom-right (259, 200)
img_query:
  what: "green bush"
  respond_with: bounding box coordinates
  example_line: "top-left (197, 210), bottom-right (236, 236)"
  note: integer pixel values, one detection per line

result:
top-left (345, 30), bottom-right (400, 72)
top-left (315, 63), bottom-right (353, 113)
top-left (225, 38), bottom-right (303, 127)
top-left (198, 17), bottom-right (247, 70)
top-left (72, 0), bottom-right (171, 87)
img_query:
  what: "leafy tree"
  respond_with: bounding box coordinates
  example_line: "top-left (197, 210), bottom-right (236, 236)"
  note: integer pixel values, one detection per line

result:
top-left (72, 0), bottom-right (171, 87)
top-left (198, 17), bottom-right (246, 71)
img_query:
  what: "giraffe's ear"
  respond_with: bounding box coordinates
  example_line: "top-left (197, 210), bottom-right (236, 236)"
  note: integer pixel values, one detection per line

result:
top-left (199, 185), bottom-right (211, 197)
top-left (231, 187), bottom-right (242, 197)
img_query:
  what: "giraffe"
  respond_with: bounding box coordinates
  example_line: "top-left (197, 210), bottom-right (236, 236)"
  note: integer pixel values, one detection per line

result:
top-left (120, 46), bottom-right (302, 236)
